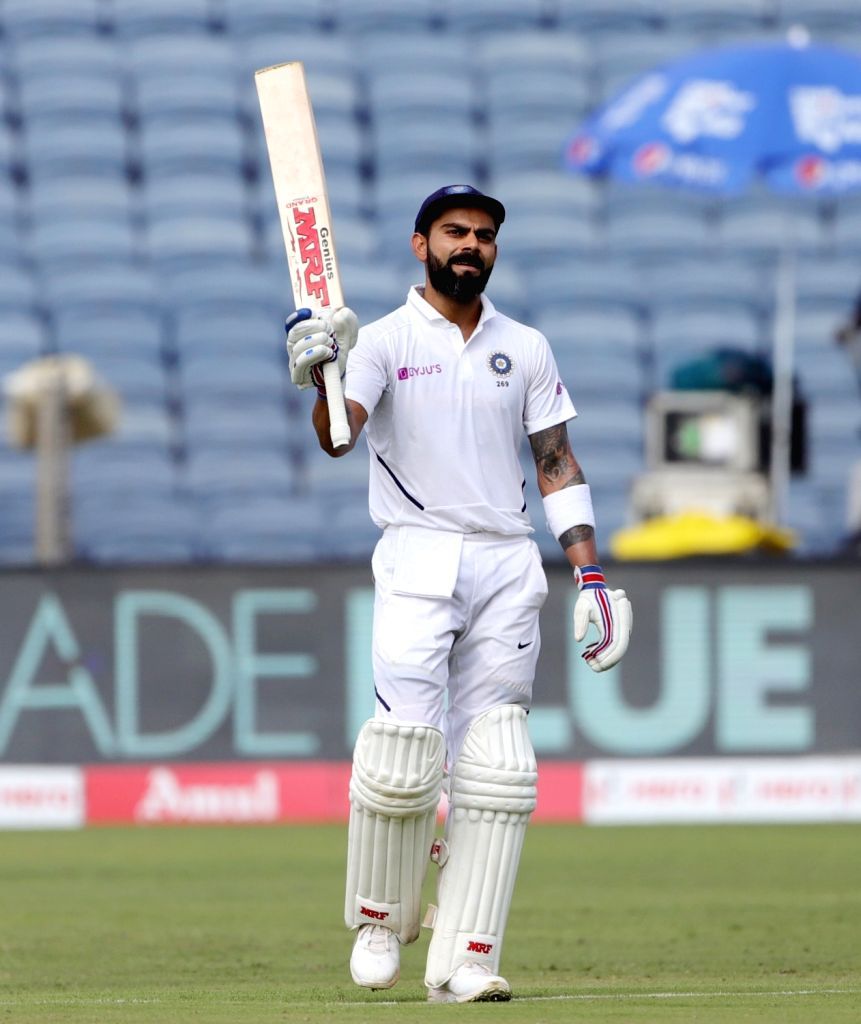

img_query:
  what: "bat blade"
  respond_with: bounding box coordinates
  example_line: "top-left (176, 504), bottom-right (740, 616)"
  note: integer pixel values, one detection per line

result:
top-left (255, 61), bottom-right (349, 448)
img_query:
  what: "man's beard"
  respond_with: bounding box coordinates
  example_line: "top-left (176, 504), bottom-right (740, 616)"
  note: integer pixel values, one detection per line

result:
top-left (426, 247), bottom-right (494, 303)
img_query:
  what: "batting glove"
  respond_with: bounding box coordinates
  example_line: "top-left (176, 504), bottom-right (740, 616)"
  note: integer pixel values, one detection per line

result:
top-left (285, 307), bottom-right (358, 394)
top-left (572, 565), bottom-right (633, 673)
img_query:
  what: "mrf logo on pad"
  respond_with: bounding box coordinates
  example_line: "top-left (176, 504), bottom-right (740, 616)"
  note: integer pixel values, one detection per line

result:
top-left (287, 200), bottom-right (334, 306)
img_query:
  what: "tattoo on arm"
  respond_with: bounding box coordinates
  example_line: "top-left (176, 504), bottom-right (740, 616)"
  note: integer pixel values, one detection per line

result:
top-left (559, 524), bottom-right (594, 551)
top-left (529, 424), bottom-right (586, 487)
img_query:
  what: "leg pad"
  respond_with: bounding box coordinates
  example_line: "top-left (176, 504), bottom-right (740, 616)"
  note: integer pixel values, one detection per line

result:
top-left (345, 720), bottom-right (445, 944)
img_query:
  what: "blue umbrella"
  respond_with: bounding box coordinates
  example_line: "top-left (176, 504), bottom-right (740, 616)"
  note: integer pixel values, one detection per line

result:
top-left (565, 33), bottom-right (861, 527)
top-left (566, 34), bottom-right (861, 196)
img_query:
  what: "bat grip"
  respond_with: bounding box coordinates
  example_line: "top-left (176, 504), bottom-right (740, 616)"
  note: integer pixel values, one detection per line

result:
top-left (322, 361), bottom-right (350, 448)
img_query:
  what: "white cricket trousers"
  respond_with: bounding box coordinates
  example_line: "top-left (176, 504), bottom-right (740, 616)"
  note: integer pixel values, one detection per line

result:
top-left (370, 526), bottom-right (548, 764)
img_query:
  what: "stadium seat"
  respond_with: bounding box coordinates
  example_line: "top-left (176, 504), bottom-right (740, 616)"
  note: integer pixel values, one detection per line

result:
top-left (827, 209), bottom-right (861, 255)
top-left (359, 31), bottom-right (473, 77)
top-left (136, 121), bottom-right (248, 180)
top-left (479, 263), bottom-right (530, 323)
top-left (201, 495), bottom-right (325, 563)
top-left (535, 307), bottom-right (644, 356)
top-left (222, 0), bottom-right (326, 36)
top-left (662, 0), bottom-right (770, 31)
top-left (490, 170), bottom-right (601, 224)
top-left (42, 264), bottom-right (160, 317)
top-left (373, 120), bottom-right (481, 184)
top-left (27, 176), bottom-right (136, 230)
top-left (132, 74), bottom-right (241, 128)
top-left (74, 496), bottom-right (204, 563)
top-left (24, 122), bottom-right (129, 181)
top-left (650, 305), bottom-right (762, 352)
top-left (109, 0), bottom-right (216, 38)
top-left (179, 351), bottom-right (284, 406)
top-left (128, 32), bottom-right (237, 79)
top-left (367, 70), bottom-right (478, 122)
top-left (644, 259), bottom-right (769, 316)
top-left (0, 175), bottom-right (20, 230)
top-left (523, 257), bottom-right (646, 315)
top-left (16, 74), bottom-right (128, 130)
top-left (485, 114), bottom-right (573, 176)
top-left (182, 447), bottom-right (295, 507)
top-left (796, 347), bottom-right (860, 401)
top-left (27, 219), bottom-right (141, 271)
top-left (483, 68), bottom-right (592, 121)
top-left (10, 36), bottom-right (120, 81)
top-left (718, 204), bottom-right (827, 257)
top-left (0, 265), bottom-right (38, 316)
top-left (71, 445), bottom-right (179, 498)
top-left (163, 261), bottom-right (282, 318)
top-left (441, 0), bottom-right (547, 33)
top-left (476, 30), bottom-right (592, 76)
top-left (86, 353), bottom-right (170, 406)
top-left (0, 311), bottom-right (48, 365)
top-left (142, 172), bottom-right (250, 224)
top-left (53, 307), bottom-right (165, 361)
top-left (502, 212), bottom-right (599, 264)
top-left (554, 346), bottom-right (645, 401)
top-left (173, 307), bottom-right (283, 361)
top-left (332, 0), bottom-right (434, 34)
top-left (1, 0), bottom-right (102, 39)
top-left (555, 0), bottom-right (662, 32)
top-left (795, 257), bottom-right (861, 308)
top-left (794, 308), bottom-right (845, 351)
top-left (565, 394), bottom-right (645, 447)
top-left (146, 215), bottom-right (256, 273)
top-left (603, 206), bottom-right (720, 259)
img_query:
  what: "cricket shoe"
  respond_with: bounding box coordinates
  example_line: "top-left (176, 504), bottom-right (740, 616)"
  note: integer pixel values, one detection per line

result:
top-left (350, 924), bottom-right (400, 990)
top-left (427, 962), bottom-right (511, 1003)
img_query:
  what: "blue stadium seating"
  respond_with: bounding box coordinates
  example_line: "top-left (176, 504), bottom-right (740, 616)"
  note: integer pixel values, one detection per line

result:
top-left (109, 0), bottom-right (216, 38)
top-left (1, 0), bottom-right (102, 39)
top-left (1, 1), bottom-right (859, 561)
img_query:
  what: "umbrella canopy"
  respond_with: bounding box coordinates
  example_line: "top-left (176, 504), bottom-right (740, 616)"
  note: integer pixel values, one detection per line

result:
top-left (566, 35), bottom-right (861, 196)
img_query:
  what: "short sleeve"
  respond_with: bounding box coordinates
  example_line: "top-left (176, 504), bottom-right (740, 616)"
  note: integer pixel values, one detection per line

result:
top-left (523, 330), bottom-right (577, 435)
top-left (344, 326), bottom-right (388, 415)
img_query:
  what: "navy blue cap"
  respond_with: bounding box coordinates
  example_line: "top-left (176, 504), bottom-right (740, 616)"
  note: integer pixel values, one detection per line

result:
top-left (414, 184), bottom-right (506, 235)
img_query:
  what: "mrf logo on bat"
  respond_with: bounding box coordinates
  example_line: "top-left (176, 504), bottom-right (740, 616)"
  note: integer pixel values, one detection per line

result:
top-left (286, 196), bottom-right (335, 305)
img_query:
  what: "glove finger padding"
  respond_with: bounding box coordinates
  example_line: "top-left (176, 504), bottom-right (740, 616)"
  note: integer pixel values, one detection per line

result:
top-left (573, 587), bottom-right (633, 673)
top-left (285, 310), bottom-right (337, 389)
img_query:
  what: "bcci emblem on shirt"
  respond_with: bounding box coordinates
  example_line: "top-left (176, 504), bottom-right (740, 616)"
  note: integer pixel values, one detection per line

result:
top-left (487, 351), bottom-right (514, 378)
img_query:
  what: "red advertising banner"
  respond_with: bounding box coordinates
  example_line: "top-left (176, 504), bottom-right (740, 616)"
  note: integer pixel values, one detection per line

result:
top-left (86, 763), bottom-right (352, 824)
top-left (84, 761), bottom-right (585, 825)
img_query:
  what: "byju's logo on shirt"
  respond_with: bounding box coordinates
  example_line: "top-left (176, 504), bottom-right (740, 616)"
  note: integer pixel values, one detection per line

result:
top-left (397, 364), bottom-right (442, 380)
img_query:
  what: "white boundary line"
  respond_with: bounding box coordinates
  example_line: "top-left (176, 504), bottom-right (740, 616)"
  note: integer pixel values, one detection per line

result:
top-left (335, 987), bottom-right (860, 1007)
top-left (1, 988), bottom-right (857, 1009)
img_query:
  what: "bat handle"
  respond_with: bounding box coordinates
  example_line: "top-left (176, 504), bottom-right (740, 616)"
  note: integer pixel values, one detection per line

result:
top-left (322, 360), bottom-right (350, 449)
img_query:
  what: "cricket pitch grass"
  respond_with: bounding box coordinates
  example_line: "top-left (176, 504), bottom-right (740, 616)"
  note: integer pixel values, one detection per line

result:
top-left (0, 823), bottom-right (858, 1023)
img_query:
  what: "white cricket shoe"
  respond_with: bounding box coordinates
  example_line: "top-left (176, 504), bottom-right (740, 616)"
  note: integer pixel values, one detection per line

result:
top-left (349, 924), bottom-right (400, 990)
top-left (427, 962), bottom-right (512, 1003)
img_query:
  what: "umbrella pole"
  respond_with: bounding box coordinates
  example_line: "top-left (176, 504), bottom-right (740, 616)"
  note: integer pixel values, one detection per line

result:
top-left (768, 240), bottom-right (796, 526)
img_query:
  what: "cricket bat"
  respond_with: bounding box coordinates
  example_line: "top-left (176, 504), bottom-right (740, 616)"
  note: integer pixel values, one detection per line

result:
top-left (255, 61), bottom-right (350, 449)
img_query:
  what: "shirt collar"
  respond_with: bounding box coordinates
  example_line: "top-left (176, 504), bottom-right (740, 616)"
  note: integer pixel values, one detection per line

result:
top-left (407, 286), bottom-right (498, 330)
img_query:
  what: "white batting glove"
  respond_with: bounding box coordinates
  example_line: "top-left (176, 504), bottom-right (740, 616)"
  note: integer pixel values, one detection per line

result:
top-left (285, 306), bottom-right (358, 393)
top-left (572, 565), bottom-right (633, 673)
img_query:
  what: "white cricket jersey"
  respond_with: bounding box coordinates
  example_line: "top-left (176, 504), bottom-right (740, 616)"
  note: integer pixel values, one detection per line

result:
top-left (344, 286), bottom-right (577, 535)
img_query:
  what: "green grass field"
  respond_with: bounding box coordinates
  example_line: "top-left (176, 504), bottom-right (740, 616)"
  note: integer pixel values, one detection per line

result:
top-left (0, 824), bottom-right (858, 1023)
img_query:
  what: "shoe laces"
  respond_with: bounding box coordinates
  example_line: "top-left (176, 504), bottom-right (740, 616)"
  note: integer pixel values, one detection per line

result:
top-left (361, 924), bottom-right (393, 953)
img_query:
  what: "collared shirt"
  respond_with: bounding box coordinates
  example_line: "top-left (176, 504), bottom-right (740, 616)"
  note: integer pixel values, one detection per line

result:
top-left (345, 286), bottom-right (576, 535)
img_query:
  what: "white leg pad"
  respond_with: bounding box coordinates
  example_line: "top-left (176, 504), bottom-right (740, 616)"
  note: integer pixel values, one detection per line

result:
top-left (345, 720), bottom-right (445, 945)
top-left (424, 704), bottom-right (537, 988)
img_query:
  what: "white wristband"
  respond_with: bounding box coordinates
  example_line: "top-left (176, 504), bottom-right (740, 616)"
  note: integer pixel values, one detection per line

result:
top-left (542, 484), bottom-right (595, 540)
